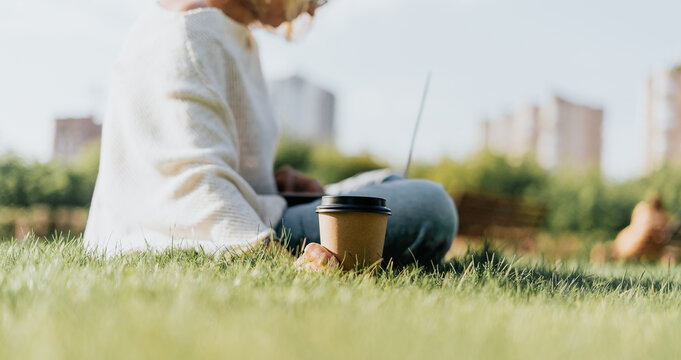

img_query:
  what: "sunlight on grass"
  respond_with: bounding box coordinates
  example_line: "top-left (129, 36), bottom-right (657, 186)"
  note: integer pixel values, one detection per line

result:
top-left (0, 236), bottom-right (679, 359)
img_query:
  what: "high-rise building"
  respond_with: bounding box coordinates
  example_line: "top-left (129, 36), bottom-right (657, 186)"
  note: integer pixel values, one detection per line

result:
top-left (482, 106), bottom-right (541, 159)
top-left (53, 116), bottom-right (102, 162)
top-left (644, 68), bottom-right (681, 172)
top-left (269, 75), bottom-right (335, 143)
top-left (482, 96), bottom-right (603, 171)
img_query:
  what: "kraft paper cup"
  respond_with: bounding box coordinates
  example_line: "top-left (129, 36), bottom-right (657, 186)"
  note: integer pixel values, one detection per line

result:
top-left (316, 196), bottom-right (392, 270)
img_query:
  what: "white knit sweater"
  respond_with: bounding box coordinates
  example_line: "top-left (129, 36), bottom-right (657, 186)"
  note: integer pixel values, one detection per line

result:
top-left (84, 5), bottom-right (287, 255)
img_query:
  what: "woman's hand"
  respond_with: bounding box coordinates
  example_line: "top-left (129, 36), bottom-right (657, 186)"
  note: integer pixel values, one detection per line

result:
top-left (294, 243), bottom-right (340, 271)
top-left (275, 166), bottom-right (324, 194)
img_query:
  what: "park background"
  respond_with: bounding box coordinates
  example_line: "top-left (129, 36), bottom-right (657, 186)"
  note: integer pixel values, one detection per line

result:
top-left (3, 0), bottom-right (681, 258)
top-left (4, 1), bottom-right (681, 358)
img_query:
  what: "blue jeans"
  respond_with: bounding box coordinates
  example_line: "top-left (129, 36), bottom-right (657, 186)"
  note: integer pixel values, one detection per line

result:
top-left (277, 172), bottom-right (458, 266)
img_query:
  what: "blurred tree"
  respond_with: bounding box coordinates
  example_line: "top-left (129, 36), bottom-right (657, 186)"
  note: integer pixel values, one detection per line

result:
top-left (23, 162), bottom-right (71, 206)
top-left (275, 137), bottom-right (385, 184)
top-left (0, 154), bottom-right (29, 206)
top-left (639, 163), bottom-right (681, 217)
top-left (0, 142), bottom-right (100, 208)
top-left (539, 169), bottom-right (641, 238)
top-left (67, 141), bottom-right (101, 206)
top-left (411, 151), bottom-right (547, 199)
top-left (411, 151), bottom-right (647, 240)
top-left (308, 145), bottom-right (385, 185)
top-left (274, 137), bottom-right (313, 172)
top-left (4, 139), bottom-right (679, 244)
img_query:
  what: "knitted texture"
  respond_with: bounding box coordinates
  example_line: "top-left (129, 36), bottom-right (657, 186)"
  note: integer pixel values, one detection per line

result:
top-left (84, 5), bottom-right (286, 255)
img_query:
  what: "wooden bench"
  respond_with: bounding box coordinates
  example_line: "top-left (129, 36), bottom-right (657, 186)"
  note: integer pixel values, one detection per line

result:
top-left (452, 192), bottom-right (546, 252)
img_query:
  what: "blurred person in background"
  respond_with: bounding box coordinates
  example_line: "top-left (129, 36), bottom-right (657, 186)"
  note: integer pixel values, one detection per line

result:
top-left (613, 194), bottom-right (669, 261)
top-left (84, 0), bottom-right (458, 270)
top-left (592, 193), bottom-right (679, 264)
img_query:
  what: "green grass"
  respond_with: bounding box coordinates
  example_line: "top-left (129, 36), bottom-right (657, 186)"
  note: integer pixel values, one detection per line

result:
top-left (1, 237), bottom-right (680, 359)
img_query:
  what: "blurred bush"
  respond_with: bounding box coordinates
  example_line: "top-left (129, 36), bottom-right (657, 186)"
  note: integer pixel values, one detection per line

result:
top-left (538, 170), bottom-right (641, 239)
top-left (409, 151), bottom-right (548, 198)
top-left (275, 137), bottom-right (385, 184)
top-left (274, 137), bottom-right (314, 172)
top-left (410, 151), bottom-right (653, 241)
top-left (639, 163), bottom-right (681, 212)
top-left (280, 142), bottom-right (681, 242)
top-left (4, 137), bottom-right (681, 244)
top-left (0, 142), bottom-right (99, 208)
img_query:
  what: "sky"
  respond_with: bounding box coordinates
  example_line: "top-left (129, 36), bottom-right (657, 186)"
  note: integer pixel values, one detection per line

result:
top-left (1, 0), bottom-right (681, 179)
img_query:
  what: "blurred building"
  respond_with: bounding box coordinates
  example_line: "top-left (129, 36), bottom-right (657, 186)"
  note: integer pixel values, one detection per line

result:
top-left (53, 116), bottom-right (101, 162)
top-left (644, 67), bottom-right (681, 173)
top-left (269, 75), bottom-right (335, 143)
top-left (482, 96), bottom-right (603, 171)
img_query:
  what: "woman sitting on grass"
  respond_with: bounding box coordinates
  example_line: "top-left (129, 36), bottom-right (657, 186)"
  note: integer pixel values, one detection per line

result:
top-left (84, 0), bottom-right (458, 270)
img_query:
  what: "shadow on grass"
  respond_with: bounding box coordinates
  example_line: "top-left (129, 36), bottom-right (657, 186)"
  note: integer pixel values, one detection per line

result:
top-left (7, 235), bottom-right (680, 296)
top-left (436, 242), bottom-right (681, 296)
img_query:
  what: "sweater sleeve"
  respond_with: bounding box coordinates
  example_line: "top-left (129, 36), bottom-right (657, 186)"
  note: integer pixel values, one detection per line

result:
top-left (157, 93), bottom-right (276, 248)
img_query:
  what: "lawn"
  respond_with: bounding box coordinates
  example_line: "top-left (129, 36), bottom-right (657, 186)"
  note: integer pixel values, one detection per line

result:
top-left (1, 237), bottom-right (680, 359)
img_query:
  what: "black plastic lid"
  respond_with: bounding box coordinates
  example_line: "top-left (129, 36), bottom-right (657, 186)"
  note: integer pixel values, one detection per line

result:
top-left (316, 196), bottom-right (392, 215)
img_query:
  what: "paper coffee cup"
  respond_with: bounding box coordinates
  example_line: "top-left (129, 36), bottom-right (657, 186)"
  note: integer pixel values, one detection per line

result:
top-left (316, 196), bottom-right (392, 270)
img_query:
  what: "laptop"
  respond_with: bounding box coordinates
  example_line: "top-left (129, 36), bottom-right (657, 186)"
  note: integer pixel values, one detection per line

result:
top-left (281, 74), bottom-right (431, 207)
